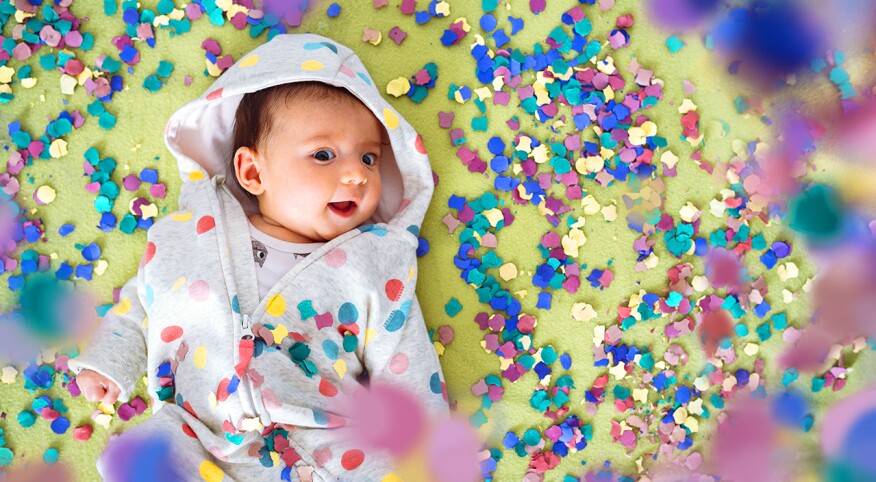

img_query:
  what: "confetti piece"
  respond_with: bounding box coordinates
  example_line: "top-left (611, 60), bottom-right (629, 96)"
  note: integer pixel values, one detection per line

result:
top-left (445, 298), bottom-right (463, 317)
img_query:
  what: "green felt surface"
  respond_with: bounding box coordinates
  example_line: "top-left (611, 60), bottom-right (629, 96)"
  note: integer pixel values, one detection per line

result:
top-left (2, 1), bottom-right (876, 481)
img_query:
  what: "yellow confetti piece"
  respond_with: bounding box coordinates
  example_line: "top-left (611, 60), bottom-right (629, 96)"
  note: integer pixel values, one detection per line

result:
top-left (266, 293), bottom-right (286, 317)
top-left (499, 263), bottom-right (517, 281)
top-left (113, 298), bottom-right (132, 316)
top-left (362, 27), bottom-right (382, 45)
top-left (59, 74), bottom-right (77, 95)
top-left (171, 211), bottom-right (193, 222)
top-left (743, 343), bottom-right (760, 356)
top-left (562, 228), bottom-right (587, 257)
top-left (601, 205), bottom-right (617, 222)
top-left (206, 60), bottom-right (224, 77)
top-left (140, 203), bottom-right (159, 220)
top-left (435, 1), bottom-right (451, 16)
top-left (215, 0), bottom-right (232, 10)
top-left (628, 127), bottom-right (646, 146)
top-left (0, 66), bottom-right (14, 83)
top-left (516, 136), bottom-right (532, 153)
top-left (688, 398), bottom-right (704, 415)
top-left (722, 376), bottom-right (737, 392)
top-left (188, 170), bottom-right (206, 181)
top-left (580, 195), bottom-right (601, 215)
top-left (93, 413), bottom-right (112, 429)
top-left (673, 407), bottom-right (688, 424)
top-left (678, 98), bottom-right (697, 114)
top-left (35, 185), bottom-right (56, 204)
top-left (49, 139), bottom-right (67, 158)
top-left (691, 276), bottom-right (709, 292)
top-left (474, 86), bottom-right (492, 101)
top-left (709, 199), bottom-right (725, 217)
top-left (572, 302), bottom-right (597, 322)
top-left (660, 151), bottom-right (678, 169)
top-left (94, 259), bottom-right (109, 276)
top-left (333, 359), bottom-right (347, 378)
top-left (301, 60), bottom-right (323, 71)
top-left (531, 144), bottom-right (549, 163)
top-left (240, 54), bottom-right (259, 68)
top-left (194, 345), bottom-right (207, 369)
top-left (778, 262), bottom-right (799, 281)
top-left (199, 460), bottom-right (225, 482)
top-left (208, 392), bottom-right (218, 410)
top-left (632, 388), bottom-right (649, 403)
top-left (483, 208), bottom-right (504, 227)
top-left (383, 108), bottom-right (399, 130)
top-left (386, 77), bottom-right (411, 97)
top-left (271, 323), bottom-right (289, 344)
top-left (407, 264), bottom-right (416, 281)
top-left (433, 341), bottom-right (445, 356)
top-left (240, 417), bottom-right (263, 432)
top-left (172, 277), bottom-right (187, 291)
top-left (685, 416), bottom-right (699, 433)
top-left (1, 366), bottom-right (18, 384)
top-left (679, 202), bottom-right (699, 223)
top-left (592, 325), bottom-right (605, 346)
top-left (608, 362), bottom-right (626, 380)
top-left (21, 77), bottom-right (37, 89)
top-left (97, 402), bottom-right (115, 415)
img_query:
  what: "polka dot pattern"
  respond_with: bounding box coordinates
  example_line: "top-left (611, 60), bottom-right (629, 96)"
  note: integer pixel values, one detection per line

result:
top-left (141, 242), bottom-right (156, 266)
top-left (324, 248), bottom-right (347, 268)
top-left (301, 60), bottom-right (323, 71)
top-left (188, 280), bottom-right (210, 301)
top-left (341, 449), bottom-right (365, 470)
top-left (199, 460), bottom-right (225, 482)
top-left (266, 293), bottom-right (286, 317)
top-left (338, 302), bottom-right (358, 325)
top-left (389, 353), bottom-right (409, 375)
top-left (318, 378), bottom-right (338, 397)
top-left (205, 88), bottom-right (223, 101)
top-left (160, 325), bottom-right (183, 343)
top-left (196, 215), bottom-right (215, 234)
top-left (384, 279), bottom-right (403, 302)
top-left (194, 345), bottom-right (207, 369)
top-left (240, 54), bottom-right (259, 68)
top-left (383, 108), bottom-right (399, 130)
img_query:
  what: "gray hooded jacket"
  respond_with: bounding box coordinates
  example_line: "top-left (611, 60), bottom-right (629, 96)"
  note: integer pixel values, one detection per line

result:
top-left (70, 33), bottom-right (447, 481)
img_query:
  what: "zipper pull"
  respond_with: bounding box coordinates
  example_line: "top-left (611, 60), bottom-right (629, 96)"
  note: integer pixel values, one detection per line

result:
top-left (242, 314), bottom-right (251, 330)
top-left (235, 337), bottom-right (255, 377)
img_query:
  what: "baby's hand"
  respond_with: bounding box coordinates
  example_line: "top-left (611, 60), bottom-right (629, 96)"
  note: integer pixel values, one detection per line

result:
top-left (75, 369), bottom-right (121, 404)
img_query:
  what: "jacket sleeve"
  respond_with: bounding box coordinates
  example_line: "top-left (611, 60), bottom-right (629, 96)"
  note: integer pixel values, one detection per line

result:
top-left (362, 250), bottom-right (449, 419)
top-left (68, 264), bottom-right (148, 404)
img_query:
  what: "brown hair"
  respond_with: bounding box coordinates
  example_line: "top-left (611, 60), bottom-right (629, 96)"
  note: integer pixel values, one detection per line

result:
top-left (227, 81), bottom-right (365, 201)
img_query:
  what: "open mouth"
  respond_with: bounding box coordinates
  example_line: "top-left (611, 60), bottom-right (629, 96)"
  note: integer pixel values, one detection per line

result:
top-left (328, 201), bottom-right (357, 217)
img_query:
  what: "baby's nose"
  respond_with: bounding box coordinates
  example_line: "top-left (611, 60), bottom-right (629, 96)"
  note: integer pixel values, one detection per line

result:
top-left (340, 159), bottom-right (367, 185)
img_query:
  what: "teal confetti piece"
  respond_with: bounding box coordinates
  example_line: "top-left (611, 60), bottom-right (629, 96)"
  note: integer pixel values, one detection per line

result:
top-left (666, 35), bottom-right (684, 53)
top-left (445, 297), bottom-right (462, 317)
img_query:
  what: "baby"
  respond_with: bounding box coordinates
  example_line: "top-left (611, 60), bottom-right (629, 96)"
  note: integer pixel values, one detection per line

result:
top-left (72, 34), bottom-right (447, 482)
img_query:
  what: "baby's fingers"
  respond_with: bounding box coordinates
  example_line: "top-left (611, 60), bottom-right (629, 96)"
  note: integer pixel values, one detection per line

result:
top-left (81, 380), bottom-right (107, 403)
top-left (101, 381), bottom-right (121, 405)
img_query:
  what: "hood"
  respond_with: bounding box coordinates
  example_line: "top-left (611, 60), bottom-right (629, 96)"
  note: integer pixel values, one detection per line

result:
top-left (164, 33), bottom-right (433, 231)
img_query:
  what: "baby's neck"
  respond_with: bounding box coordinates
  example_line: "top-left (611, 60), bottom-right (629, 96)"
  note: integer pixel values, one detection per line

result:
top-left (248, 214), bottom-right (322, 244)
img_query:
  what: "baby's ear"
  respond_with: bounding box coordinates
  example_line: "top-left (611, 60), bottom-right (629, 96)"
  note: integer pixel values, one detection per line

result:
top-left (234, 147), bottom-right (265, 196)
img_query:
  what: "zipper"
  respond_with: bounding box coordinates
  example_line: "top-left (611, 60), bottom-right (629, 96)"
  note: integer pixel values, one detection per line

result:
top-left (237, 313), bottom-right (259, 420)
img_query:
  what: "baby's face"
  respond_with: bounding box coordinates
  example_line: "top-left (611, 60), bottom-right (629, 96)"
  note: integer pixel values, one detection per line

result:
top-left (253, 96), bottom-right (384, 242)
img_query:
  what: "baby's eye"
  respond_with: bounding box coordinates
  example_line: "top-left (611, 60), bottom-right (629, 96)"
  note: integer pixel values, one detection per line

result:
top-left (362, 153), bottom-right (378, 166)
top-left (313, 149), bottom-right (336, 162)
